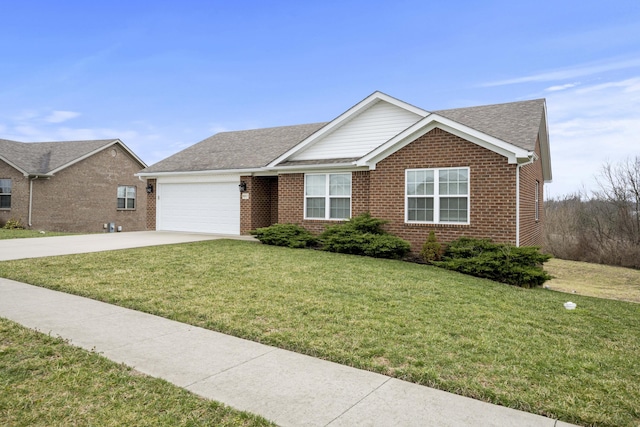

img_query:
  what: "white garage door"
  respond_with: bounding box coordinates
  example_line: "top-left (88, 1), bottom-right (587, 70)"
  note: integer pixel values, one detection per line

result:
top-left (157, 182), bottom-right (240, 234)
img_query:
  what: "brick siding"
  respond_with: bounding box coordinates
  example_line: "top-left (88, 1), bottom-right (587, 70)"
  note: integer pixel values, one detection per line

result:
top-left (370, 128), bottom-right (517, 251)
top-left (518, 138), bottom-right (544, 246)
top-left (146, 178), bottom-right (157, 230)
top-left (1, 145), bottom-right (147, 233)
top-left (240, 175), bottom-right (278, 234)
top-left (0, 162), bottom-right (29, 227)
top-left (276, 128), bottom-right (523, 252)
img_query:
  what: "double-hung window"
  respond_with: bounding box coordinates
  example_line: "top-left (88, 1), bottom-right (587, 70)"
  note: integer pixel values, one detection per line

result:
top-left (0, 179), bottom-right (11, 209)
top-left (535, 180), bottom-right (540, 221)
top-left (117, 185), bottom-right (136, 210)
top-left (305, 173), bottom-right (351, 220)
top-left (406, 167), bottom-right (469, 224)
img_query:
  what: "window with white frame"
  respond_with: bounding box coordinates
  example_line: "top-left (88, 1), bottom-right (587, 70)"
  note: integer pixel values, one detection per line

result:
top-left (305, 173), bottom-right (351, 219)
top-left (117, 185), bottom-right (136, 210)
top-left (0, 179), bottom-right (11, 209)
top-left (535, 180), bottom-right (540, 221)
top-left (406, 167), bottom-right (469, 224)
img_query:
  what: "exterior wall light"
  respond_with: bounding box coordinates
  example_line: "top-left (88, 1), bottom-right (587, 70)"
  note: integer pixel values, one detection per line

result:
top-left (239, 181), bottom-right (247, 192)
top-left (146, 183), bottom-right (154, 194)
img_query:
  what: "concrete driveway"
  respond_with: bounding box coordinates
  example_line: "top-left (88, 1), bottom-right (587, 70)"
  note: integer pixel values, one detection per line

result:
top-left (0, 231), bottom-right (257, 261)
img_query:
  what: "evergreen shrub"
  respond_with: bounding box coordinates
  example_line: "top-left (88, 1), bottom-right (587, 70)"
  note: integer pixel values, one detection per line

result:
top-left (320, 213), bottom-right (410, 259)
top-left (434, 237), bottom-right (553, 288)
top-left (250, 223), bottom-right (317, 248)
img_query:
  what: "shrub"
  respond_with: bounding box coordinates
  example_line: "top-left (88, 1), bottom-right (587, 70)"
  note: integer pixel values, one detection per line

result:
top-left (3, 218), bottom-right (24, 230)
top-left (434, 237), bottom-right (552, 288)
top-left (319, 213), bottom-right (410, 259)
top-left (420, 231), bottom-right (442, 263)
top-left (250, 223), bottom-right (317, 248)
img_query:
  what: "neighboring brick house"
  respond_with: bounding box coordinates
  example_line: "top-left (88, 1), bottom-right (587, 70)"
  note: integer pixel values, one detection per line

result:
top-left (0, 138), bottom-right (147, 233)
top-left (138, 92), bottom-right (551, 250)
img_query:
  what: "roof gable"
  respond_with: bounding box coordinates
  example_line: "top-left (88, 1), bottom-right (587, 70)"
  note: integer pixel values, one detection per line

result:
top-left (356, 114), bottom-right (533, 167)
top-left (268, 91), bottom-right (428, 167)
top-left (355, 99), bottom-right (551, 182)
top-left (0, 138), bottom-right (146, 176)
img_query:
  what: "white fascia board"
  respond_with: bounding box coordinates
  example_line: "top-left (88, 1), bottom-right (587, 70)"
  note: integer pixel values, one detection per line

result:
top-left (357, 114), bottom-right (533, 169)
top-left (135, 167), bottom-right (266, 179)
top-left (0, 155), bottom-right (29, 176)
top-left (539, 102), bottom-right (553, 183)
top-left (266, 91), bottom-right (429, 168)
top-left (48, 139), bottom-right (148, 175)
top-left (272, 163), bottom-right (369, 174)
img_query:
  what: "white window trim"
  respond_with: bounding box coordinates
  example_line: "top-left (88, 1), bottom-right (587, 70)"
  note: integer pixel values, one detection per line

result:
top-left (405, 167), bottom-right (470, 225)
top-left (304, 173), bottom-right (352, 220)
top-left (117, 185), bottom-right (137, 210)
top-left (0, 178), bottom-right (11, 210)
top-left (535, 180), bottom-right (540, 222)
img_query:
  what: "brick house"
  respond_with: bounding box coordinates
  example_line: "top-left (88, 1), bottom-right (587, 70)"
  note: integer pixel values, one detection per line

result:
top-left (0, 138), bottom-right (147, 233)
top-left (138, 92), bottom-right (551, 250)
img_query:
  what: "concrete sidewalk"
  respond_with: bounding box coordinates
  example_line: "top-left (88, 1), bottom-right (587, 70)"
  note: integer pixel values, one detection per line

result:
top-left (0, 231), bottom-right (257, 261)
top-left (0, 279), bottom-right (575, 427)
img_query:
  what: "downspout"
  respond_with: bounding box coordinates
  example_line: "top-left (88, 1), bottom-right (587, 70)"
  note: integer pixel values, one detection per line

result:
top-left (28, 176), bottom-right (38, 227)
top-left (515, 167), bottom-right (520, 247)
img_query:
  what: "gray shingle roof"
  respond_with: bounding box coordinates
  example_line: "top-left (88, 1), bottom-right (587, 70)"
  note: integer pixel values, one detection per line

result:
top-left (0, 138), bottom-right (127, 175)
top-left (140, 98), bottom-right (545, 174)
top-left (434, 99), bottom-right (545, 151)
top-left (142, 122), bottom-right (328, 173)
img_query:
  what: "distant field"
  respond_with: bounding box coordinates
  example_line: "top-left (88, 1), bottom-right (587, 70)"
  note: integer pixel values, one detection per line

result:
top-left (544, 258), bottom-right (640, 303)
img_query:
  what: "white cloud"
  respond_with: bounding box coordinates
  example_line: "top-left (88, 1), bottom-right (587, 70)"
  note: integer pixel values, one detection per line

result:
top-left (545, 77), bottom-right (640, 197)
top-left (482, 57), bottom-right (640, 87)
top-left (44, 110), bottom-right (81, 123)
top-left (545, 83), bottom-right (579, 92)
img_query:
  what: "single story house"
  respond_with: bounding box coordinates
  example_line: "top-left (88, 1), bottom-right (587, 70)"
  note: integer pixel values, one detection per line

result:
top-left (138, 91), bottom-right (551, 250)
top-left (0, 138), bottom-right (147, 233)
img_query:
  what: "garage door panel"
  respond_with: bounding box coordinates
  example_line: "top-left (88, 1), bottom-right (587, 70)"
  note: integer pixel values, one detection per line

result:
top-left (158, 182), bottom-right (240, 234)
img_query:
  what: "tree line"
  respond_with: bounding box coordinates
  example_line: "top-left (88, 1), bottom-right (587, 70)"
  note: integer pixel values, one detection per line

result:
top-left (544, 156), bottom-right (640, 269)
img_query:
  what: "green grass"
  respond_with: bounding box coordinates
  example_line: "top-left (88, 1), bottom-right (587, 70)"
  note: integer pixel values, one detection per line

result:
top-left (0, 317), bottom-right (274, 426)
top-left (1, 240), bottom-right (638, 426)
top-left (0, 229), bottom-right (71, 239)
top-left (545, 258), bottom-right (640, 303)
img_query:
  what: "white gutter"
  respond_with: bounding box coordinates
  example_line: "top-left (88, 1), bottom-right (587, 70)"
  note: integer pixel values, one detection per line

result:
top-left (136, 168), bottom-right (265, 178)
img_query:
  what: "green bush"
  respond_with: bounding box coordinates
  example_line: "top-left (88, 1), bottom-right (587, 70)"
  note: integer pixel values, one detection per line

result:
top-left (2, 218), bottom-right (24, 230)
top-left (250, 223), bottom-right (317, 248)
top-left (320, 213), bottom-right (410, 259)
top-left (420, 231), bottom-right (442, 263)
top-left (434, 237), bottom-right (552, 288)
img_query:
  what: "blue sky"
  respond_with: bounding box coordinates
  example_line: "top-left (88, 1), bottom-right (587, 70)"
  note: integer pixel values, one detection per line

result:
top-left (1, 0), bottom-right (639, 197)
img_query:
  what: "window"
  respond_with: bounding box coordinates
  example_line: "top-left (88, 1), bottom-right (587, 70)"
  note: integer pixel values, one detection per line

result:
top-left (0, 179), bottom-right (11, 209)
top-left (117, 185), bottom-right (136, 210)
top-left (535, 180), bottom-right (540, 221)
top-left (305, 173), bottom-right (351, 219)
top-left (406, 167), bottom-right (469, 224)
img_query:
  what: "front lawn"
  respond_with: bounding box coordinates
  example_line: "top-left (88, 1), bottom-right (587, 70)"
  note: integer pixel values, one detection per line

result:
top-left (0, 240), bottom-right (638, 426)
top-left (0, 317), bottom-right (273, 426)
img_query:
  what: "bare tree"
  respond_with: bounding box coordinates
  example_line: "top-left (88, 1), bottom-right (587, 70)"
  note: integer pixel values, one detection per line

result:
top-left (594, 156), bottom-right (640, 246)
top-left (544, 156), bottom-right (640, 269)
